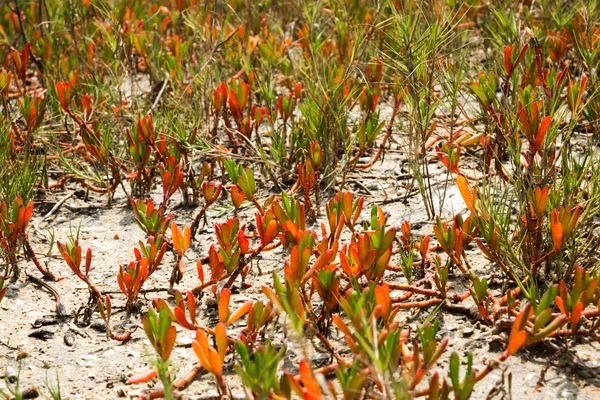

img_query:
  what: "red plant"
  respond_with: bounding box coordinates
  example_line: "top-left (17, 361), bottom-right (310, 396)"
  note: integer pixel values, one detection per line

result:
top-left (57, 240), bottom-right (101, 299)
top-left (160, 156), bottom-right (184, 208)
top-left (170, 222), bottom-right (191, 288)
top-left (218, 288), bottom-right (253, 325)
top-left (117, 258), bottom-right (148, 310)
top-left (129, 308), bottom-right (177, 384)
top-left (230, 185), bottom-right (245, 213)
top-left (192, 323), bottom-right (230, 395)
top-left (190, 180), bottom-right (223, 238)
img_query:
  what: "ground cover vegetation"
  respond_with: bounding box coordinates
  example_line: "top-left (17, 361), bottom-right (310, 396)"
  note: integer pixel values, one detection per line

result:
top-left (1, 0), bottom-right (600, 398)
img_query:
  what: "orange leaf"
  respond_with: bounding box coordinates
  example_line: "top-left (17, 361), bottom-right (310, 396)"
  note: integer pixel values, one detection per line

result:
top-left (187, 291), bottom-right (196, 323)
top-left (504, 45), bottom-right (513, 74)
top-left (332, 314), bottom-right (352, 338)
top-left (506, 331), bottom-right (527, 357)
top-left (192, 339), bottom-right (211, 372)
top-left (362, 249), bottom-right (377, 269)
top-left (506, 303), bottom-right (532, 356)
top-left (263, 219), bottom-right (278, 246)
top-left (534, 187), bottom-right (548, 218)
top-left (182, 226), bottom-right (191, 253)
top-left (298, 360), bottom-right (321, 396)
top-left (534, 116), bottom-right (551, 149)
top-left (551, 218), bottom-right (563, 251)
top-left (227, 300), bottom-right (253, 325)
top-left (117, 268), bottom-right (127, 296)
top-left (208, 348), bottom-right (223, 377)
top-left (197, 260), bottom-right (204, 285)
top-left (374, 283), bottom-right (390, 319)
top-left (219, 289), bottom-right (231, 324)
top-left (171, 222), bottom-right (180, 249)
top-left (215, 322), bottom-right (228, 361)
top-left (555, 296), bottom-right (566, 315)
top-left (571, 301), bottom-right (583, 326)
top-left (193, 328), bottom-right (213, 365)
top-left (342, 192), bottom-right (353, 220)
top-left (163, 325), bottom-right (176, 361)
top-left (301, 249), bottom-right (334, 285)
top-left (174, 307), bottom-right (191, 329)
top-left (456, 176), bottom-right (476, 213)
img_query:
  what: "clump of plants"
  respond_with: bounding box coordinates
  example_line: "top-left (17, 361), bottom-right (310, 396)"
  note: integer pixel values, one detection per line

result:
top-left (1, 0), bottom-right (600, 399)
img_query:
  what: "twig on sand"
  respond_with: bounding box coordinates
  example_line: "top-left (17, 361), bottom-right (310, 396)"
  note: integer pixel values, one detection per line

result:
top-left (148, 75), bottom-right (170, 116)
top-left (27, 272), bottom-right (66, 317)
top-left (33, 191), bottom-right (75, 239)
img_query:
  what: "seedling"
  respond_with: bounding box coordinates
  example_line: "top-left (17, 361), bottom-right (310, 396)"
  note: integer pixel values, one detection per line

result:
top-left (170, 222), bottom-right (190, 288)
top-left (235, 341), bottom-right (286, 400)
top-left (118, 258), bottom-right (148, 311)
top-left (129, 308), bottom-right (176, 391)
top-left (56, 238), bottom-right (101, 300)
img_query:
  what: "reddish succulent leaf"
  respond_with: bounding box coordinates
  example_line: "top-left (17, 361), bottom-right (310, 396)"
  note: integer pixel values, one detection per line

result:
top-left (208, 348), bottom-right (223, 377)
top-left (227, 300), bottom-right (253, 325)
top-left (504, 45), bottom-right (513, 74)
top-left (197, 260), bottom-right (204, 285)
top-left (192, 338), bottom-right (211, 372)
top-left (551, 217), bottom-right (563, 251)
top-left (298, 359), bottom-right (321, 397)
top-left (506, 331), bottom-right (527, 356)
top-left (301, 249), bottom-right (334, 284)
top-left (163, 325), bottom-right (176, 361)
top-left (263, 219), bottom-right (278, 246)
top-left (535, 116), bottom-right (551, 149)
top-left (555, 296), bottom-right (566, 315)
top-left (374, 283), bottom-right (391, 319)
top-left (506, 303), bottom-right (532, 356)
top-left (215, 322), bottom-right (228, 361)
top-left (571, 301), bottom-right (583, 326)
top-left (174, 307), bottom-right (191, 329)
top-left (534, 187), bottom-right (549, 218)
top-left (187, 292), bottom-right (196, 323)
top-left (219, 289), bottom-right (231, 324)
top-left (332, 314), bottom-right (352, 338)
top-left (238, 230), bottom-right (250, 254)
top-left (456, 176), bottom-right (476, 213)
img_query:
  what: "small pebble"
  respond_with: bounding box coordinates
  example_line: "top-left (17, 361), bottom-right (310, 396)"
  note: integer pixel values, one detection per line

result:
top-left (90, 321), bottom-right (106, 332)
top-left (6, 367), bottom-right (17, 383)
top-left (64, 332), bottom-right (75, 347)
top-left (32, 318), bottom-right (57, 328)
top-left (310, 353), bottom-right (331, 368)
top-left (19, 386), bottom-right (39, 399)
top-left (29, 329), bottom-right (54, 340)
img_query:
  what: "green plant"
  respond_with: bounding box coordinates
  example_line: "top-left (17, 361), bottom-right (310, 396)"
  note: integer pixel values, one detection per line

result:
top-left (45, 371), bottom-right (62, 400)
top-left (235, 342), bottom-right (286, 400)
